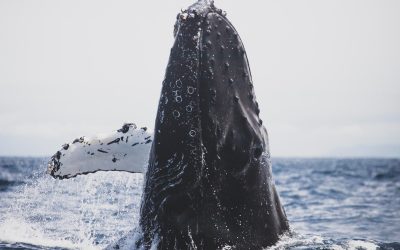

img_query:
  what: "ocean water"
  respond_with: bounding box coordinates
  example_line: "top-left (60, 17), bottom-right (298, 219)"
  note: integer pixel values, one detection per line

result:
top-left (0, 157), bottom-right (399, 250)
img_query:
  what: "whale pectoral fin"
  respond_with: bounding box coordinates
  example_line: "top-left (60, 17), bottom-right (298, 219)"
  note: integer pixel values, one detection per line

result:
top-left (47, 123), bottom-right (152, 179)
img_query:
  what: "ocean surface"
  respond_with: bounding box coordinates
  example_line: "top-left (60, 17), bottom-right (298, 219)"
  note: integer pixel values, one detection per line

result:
top-left (0, 157), bottom-right (399, 250)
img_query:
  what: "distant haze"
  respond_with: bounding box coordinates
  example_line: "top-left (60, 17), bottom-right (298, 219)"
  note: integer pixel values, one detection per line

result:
top-left (0, 0), bottom-right (399, 157)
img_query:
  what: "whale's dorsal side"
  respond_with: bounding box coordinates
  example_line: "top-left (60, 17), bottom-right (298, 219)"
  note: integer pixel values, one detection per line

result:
top-left (47, 123), bottom-right (152, 179)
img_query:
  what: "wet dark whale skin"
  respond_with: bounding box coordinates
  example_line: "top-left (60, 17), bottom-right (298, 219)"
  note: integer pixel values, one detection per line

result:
top-left (137, 2), bottom-right (289, 249)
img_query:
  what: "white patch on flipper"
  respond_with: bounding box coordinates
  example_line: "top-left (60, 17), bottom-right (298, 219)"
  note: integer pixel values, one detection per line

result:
top-left (47, 123), bottom-right (152, 179)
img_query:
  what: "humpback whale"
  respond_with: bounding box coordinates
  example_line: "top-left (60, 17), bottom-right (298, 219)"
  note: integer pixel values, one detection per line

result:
top-left (136, 1), bottom-right (289, 249)
top-left (48, 0), bottom-right (289, 249)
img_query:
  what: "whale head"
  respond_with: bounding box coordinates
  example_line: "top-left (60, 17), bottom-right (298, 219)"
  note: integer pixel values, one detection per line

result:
top-left (137, 1), bottom-right (289, 249)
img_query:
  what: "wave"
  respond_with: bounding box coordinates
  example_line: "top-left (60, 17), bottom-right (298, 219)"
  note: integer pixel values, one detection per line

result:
top-left (0, 157), bottom-right (399, 249)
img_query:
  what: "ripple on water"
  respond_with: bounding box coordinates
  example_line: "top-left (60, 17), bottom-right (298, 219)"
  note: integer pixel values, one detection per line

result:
top-left (0, 157), bottom-right (399, 249)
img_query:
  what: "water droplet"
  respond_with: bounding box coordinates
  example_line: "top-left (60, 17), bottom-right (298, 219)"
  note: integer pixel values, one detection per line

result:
top-left (210, 89), bottom-right (217, 103)
top-left (180, 13), bottom-right (188, 20)
top-left (208, 69), bottom-right (214, 78)
top-left (224, 62), bottom-right (230, 69)
top-left (209, 58), bottom-right (215, 66)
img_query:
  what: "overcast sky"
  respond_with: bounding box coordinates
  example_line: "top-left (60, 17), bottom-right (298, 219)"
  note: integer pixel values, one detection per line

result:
top-left (0, 0), bottom-right (399, 157)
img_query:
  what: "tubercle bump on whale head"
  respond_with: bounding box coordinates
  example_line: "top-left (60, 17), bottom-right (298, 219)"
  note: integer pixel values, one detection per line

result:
top-left (173, 0), bottom-right (226, 38)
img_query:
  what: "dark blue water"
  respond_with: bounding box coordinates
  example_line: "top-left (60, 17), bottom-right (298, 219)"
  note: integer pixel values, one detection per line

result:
top-left (0, 157), bottom-right (399, 249)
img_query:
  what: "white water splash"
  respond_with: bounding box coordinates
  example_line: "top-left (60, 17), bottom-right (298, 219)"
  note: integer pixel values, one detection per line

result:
top-left (0, 169), bottom-right (143, 249)
top-left (265, 232), bottom-right (380, 250)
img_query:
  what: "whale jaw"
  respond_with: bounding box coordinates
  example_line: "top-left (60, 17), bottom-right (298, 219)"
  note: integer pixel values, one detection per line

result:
top-left (136, 2), bottom-right (289, 249)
